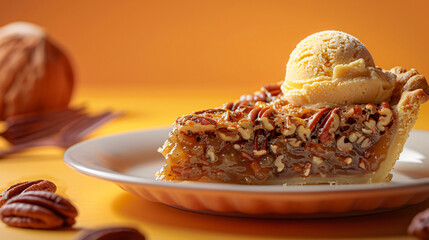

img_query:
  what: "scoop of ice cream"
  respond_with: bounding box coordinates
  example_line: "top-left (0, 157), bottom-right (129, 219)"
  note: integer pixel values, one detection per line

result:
top-left (282, 30), bottom-right (395, 107)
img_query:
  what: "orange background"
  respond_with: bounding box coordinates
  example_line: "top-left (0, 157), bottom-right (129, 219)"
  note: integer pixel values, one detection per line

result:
top-left (1, 1), bottom-right (429, 240)
top-left (0, 0), bottom-right (428, 97)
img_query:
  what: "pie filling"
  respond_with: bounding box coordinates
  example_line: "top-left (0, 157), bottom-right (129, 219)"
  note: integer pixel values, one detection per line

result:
top-left (157, 84), bottom-right (396, 184)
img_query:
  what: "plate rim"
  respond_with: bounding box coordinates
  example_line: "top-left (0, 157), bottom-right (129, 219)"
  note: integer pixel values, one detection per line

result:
top-left (63, 128), bottom-right (429, 195)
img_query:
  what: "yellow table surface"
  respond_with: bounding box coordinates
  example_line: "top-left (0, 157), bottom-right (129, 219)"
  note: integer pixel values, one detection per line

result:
top-left (1, 87), bottom-right (429, 240)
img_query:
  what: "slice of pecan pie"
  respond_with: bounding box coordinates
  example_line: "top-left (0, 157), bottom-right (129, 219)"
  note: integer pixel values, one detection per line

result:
top-left (157, 67), bottom-right (429, 184)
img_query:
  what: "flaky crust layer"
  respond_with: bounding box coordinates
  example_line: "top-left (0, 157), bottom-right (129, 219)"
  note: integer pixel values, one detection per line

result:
top-left (370, 67), bottom-right (429, 183)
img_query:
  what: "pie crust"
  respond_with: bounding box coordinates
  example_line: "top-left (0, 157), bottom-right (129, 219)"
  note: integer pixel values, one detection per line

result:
top-left (157, 67), bottom-right (429, 185)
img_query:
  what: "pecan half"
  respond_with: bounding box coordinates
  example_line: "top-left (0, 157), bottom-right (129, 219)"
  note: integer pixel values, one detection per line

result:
top-left (319, 109), bottom-right (340, 144)
top-left (248, 107), bottom-right (262, 123)
top-left (308, 107), bottom-right (331, 132)
top-left (77, 226), bottom-right (145, 240)
top-left (281, 116), bottom-right (296, 136)
top-left (0, 180), bottom-right (56, 207)
top-left (240, 92), bottom-right (266, 102)
top-left (274, 155), bottom-right (285, 173)
top-left (377, 107), bottom-right (392, 132)
top-left (252, 130), bottom-right (269, 156)
top-left (408, 208), bottom-right (429, 239)
top-left (362, 118), bottom-right (376, 134)
top-left (0, 191), bottom-right (78, 229)
top-left (193, 108), bottom-right (226, 114)
top-left (181, 115), bottom-right (217, 126)
top-left (297, 125), bottom-right (311, 142)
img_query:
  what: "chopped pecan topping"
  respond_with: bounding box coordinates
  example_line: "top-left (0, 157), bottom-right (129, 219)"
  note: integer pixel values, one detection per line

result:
top-left (253, 130), bottom-right (269, 156)
top-left (358, 159), bottom-right (367, 170)
top-left (193, 108), bottom-right (226, 114)
top-left (343, 157), bottom-right (353, 165)
top-left (302, 162), bottom-right (312, 177)
top-left (312, 156), bottom-right (323, 165)
top-left (240, 92), bottom-right (266, 102)
top-left (181, 115), bottom-right (217, 126)
top-left (377, 107), bottom-right (392, 132)
top-left (287, 138), bottom-right (302, 147)
top-left (337, 136), bottom-right (353, 153)
top-left (297, 125), bottom-right (311, 142)
top-left (274, 155), bottom-right (285, 173)
top-left (363, 118), bottom-right (376, 134)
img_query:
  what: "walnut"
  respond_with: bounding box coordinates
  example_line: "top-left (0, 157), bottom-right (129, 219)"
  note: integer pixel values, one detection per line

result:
top-left (337, 136), bottom-right (353, 153)
top-left (312, 156), bottom-right (323, 165)
top-left (205, 146), bottom-right (217, 162)
top-left (238, 120), bottom-right (253, 140)
top-left (360, 138), bottom-right (372, 149)
top-left (269, 144), bottom-right (278, 154)
top-left (344, 157), bottom-right (353, 165)
top-left (218, 131), bottom-right (240, 142)
top-left (302, 162), bottom-right (312, 177)
top-left (358, 159), bottom-right (367, 169)
top-left (287, 138), bottom-right (302, 147)
top-left (281, 117), bottom-right (296, 136)
top-left (179, 115), bottom-right (217, 133)
top-left (274, 155), bottom-right (285, 173)
top-left (377, 107), bottom-right (392, 132)
top-left (260, 117), bottom-right (274, 131)
top-left (349, 131), bottom-right (361, 142)
top-left (320, 109), bottom-right (340, 144)
top-left (363, 119), bottom-right (376, 134)
top-left (0, 22), bottom-right (74, 120)
top-left (253, 150), bottom-right (267, 156)
top-left (297, 125), bottom-right (311, 142)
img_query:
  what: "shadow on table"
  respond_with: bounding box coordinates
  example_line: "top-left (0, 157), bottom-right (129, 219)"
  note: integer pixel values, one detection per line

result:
top-left (112, 193), bottom-right (428, 239)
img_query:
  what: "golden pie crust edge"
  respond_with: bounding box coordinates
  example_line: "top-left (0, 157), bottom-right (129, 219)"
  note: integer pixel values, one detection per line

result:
top-left (370, 67), bottom-right (429, 183)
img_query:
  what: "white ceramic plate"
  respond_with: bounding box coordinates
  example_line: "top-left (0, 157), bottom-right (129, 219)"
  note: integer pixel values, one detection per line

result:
top-left (64, 128), bottom-right (429, 217)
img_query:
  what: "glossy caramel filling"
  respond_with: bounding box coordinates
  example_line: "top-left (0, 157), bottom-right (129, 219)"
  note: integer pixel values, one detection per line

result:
top-left (158, 102), bottom-right (395, 184)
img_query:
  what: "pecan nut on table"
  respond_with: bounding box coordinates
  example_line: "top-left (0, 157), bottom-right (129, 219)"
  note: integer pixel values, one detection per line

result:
top-left (77, 226), bottom-right (145, 240)
top-left (409, 208), bottom-right (429, 239)
top-left (0, 190), bottom-right (78, 229)
top-left (0, 180), bottom-right (56, 207)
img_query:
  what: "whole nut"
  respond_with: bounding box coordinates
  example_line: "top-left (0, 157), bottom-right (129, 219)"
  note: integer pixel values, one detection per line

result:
top-left (308, 107), bottom-right (331, 132)
top-left (408, 208), bottom-right (429, 239)
top-left (287, 138), bottom-right (302, 148)
top-left (179, 115), bottom-right (217, 133)
top-left (281, 117), bottom-right (296, 136)
top-left (336, 136), bottom-right (353, 153)
top-left (0, 22), bottom-right (74, 120)
top-left (0, 191), bottom-right (78, 229)
top-left (0, 180), bottom-right (56, 207)
top-left (77, 226), bottom-right (145, 240)
top-left (274, 155), bottom-right (285, 173)
top-left (297, 125), bottom-right (311, 142)
top-left (377, 107), bottom-right (393, 132)
top-left (363, 119), bottom-right (376, 134)
top-left (320, 109), bottom-right (340, 144)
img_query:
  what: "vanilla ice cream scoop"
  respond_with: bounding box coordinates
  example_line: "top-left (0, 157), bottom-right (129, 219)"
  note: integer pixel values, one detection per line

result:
top-left (282, 31), bottom-right (395, 107)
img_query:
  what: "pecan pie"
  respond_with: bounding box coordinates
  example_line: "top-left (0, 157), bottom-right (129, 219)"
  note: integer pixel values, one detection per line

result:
top-left (157, 31), bottom-right (429, 185)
